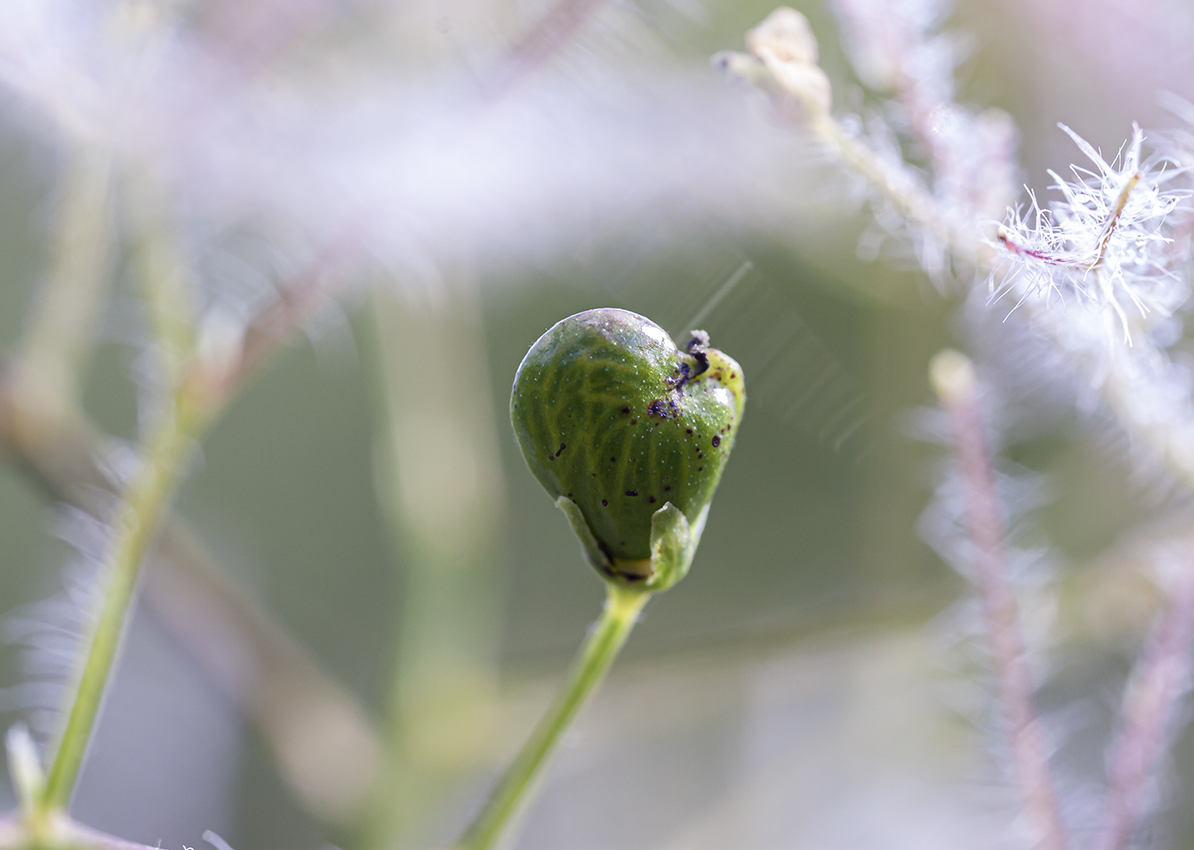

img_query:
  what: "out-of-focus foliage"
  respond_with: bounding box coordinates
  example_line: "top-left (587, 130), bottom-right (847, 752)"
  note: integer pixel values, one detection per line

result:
top-left (2, 0), bottom-right (1194, 848)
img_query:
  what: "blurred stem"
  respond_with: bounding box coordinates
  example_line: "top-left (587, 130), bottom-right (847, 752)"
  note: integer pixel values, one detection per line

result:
top-left (144, 515), bottom-right (382, 833)
top-left (365, 281), bottom-right (507, 849)
top-left (810, 113), bottom-right (974, 263)
top-left (1098, 320), bottom-right (1194, 504)
top-left (0, 90), bottom-right (354, 814)
top-left (452, 582), bottom-right (650, 850)
top-left (1094, 569), bottom-right (1194, 850)
top-left (1, 332), bottom-right (381, 831)
top-left (39, 169), bottom-right (204, 813)
top-left (124, 171), bottom-right (197, 389)
top-left (930, 350), bottom-right (1069, 850)
top-left (31, 237), bottom-right (356, 813)
top-left (40, 393), bottom-right (204, 811)
top-left (12, 148), bottom-right (113, 436)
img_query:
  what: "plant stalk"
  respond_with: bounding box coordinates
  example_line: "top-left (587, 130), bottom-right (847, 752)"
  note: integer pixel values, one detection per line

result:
top-left (452, 581), bottom-right (649, 850)
top-left (39, 398), bottom-right (203, 811)
top-left (1094, 568), bottom-right (1194, 850)
top-left (931, 350), bottom-right (1069, 850)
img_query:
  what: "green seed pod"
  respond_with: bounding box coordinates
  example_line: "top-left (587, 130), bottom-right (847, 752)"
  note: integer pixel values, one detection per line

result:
top-left (511, 308), bottom-right (745, 589)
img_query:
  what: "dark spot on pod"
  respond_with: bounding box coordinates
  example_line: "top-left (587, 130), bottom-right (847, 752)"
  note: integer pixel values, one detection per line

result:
top-left (610, 456), bottom-right (616, 462)
top-left (621, 407), bottom-right (631, 414)
top-left (602, 499), bottom-right (608, 506)
top-left (666, 363), bottom-right (692, 391)
top-left (548, 455), bottom-right (554, 461)
top-left (647, 398), bottom-right (680, 419)
top-left (630, 419), bottom-right (637, 425)
top-left (567, 493), bottom-right (573, 498)
top-left (664, 485), bottom-right (671, 492)
top-left (698, 466), bottom-right (703, 471)
top-left (648, 496), bottom-right (657, 504)
top-left (686, 428), bottom-right (693, 435)
top-left (625, 490), bottom-right (638, 497)
top-left (712, 435), bottom-right (721, 447)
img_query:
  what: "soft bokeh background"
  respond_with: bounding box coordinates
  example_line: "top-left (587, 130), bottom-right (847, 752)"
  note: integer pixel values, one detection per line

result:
top-left (1, 0), bottom-right (1192, 848)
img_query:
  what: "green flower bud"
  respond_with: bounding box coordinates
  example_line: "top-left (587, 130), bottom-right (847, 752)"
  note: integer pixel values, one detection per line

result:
top-left (510, 308), bottom-right (745, 589)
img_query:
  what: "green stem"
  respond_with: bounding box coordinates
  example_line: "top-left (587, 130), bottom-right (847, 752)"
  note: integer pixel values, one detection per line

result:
top-left (453, 582), bottom-right (650, 850)
top-left (15, 147), bottom-right (113, 426)
top-left (364, 282), bottom-right (508, 850)
top-left (39, 399), bottom-right (203, 811)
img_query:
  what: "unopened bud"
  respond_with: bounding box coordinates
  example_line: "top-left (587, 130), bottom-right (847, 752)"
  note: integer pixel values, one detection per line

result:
top-left (510, 309), bottom-right (745, 588)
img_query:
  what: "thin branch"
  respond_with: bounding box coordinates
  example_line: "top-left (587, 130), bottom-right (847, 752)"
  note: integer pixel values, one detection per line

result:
top-left (1094, 567), bottom-right (1194, 850)
top-left (0, 232), bottom-right (375, 824)
top-left (930, 350), bottom-right (1069, 850)
top-left (194, 233), bottom-right (359, 413)
top-left (450, 582), bottom-right (650, 850)
top-left (40, 399), bottom-right (199, 810)
top-left (12, 147), bottom-right (113, 434)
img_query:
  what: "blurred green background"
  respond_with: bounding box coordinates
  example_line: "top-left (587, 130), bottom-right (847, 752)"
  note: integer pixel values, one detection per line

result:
top-left (0, 0), bottom-right (1189, 847)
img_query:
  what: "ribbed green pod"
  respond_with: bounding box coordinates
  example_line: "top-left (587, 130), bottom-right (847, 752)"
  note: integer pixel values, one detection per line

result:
top-left (510, 308), bottom-right (744, 583)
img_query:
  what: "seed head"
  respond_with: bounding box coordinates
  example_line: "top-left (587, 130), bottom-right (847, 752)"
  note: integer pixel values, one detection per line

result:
top-left (992, 123), bottom-right (1187, 344)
